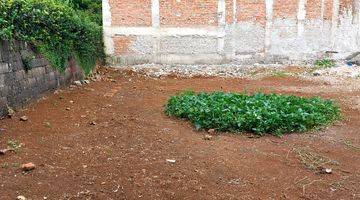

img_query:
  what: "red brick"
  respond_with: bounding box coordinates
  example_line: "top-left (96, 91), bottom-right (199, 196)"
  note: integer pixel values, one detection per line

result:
top-left (323, 0), bottom-right (333, 20)
top-left (237, 0), bottom-right (266, 25)
top-left (273, 0), bottom-right (298, 19)
top-left (110, 0), bottom-right (152, 26)
top-left (159, 0), bottom-right (218, 26)
top-left (306, 0), bottom-right (322, 19)
top-left (340, 0), bottom-right (353, 14)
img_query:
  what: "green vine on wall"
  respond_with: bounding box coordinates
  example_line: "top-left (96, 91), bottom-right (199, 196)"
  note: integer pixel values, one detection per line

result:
top-left (0, 0), bottom-right (103, 75)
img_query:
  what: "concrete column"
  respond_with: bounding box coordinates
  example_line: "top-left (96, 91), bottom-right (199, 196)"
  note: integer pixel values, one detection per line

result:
top-left (151, 0), bottom-right (160, 27)
top-left (102, 0), bottom-right (114, 55)
top-left (320, 0), bottom-right (325, 27)
top-left (218, 0), bottom-right (226, 54)
top-left (331, 0), bottom-right (340, 49)
top-left (353, 0), bottom-right (360, 47)
top-left (151, 0), bottom-right (160, 61)
top-left (265, 0), bottom-right (274, 53)
top-left (233, 0), bottom-right (237, 25)
top-left (229, 0), bottom-right (237, 57)
top-left (297, 0), bottom-right (307, 36)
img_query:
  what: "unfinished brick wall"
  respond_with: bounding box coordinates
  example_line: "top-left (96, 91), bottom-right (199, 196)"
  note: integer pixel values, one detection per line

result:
top-left (109, 0), bottom-right (152, 26)
top-left (160, 0), bottom-right (218, 26)
top-left (103, 0), bottom-right (360, 66)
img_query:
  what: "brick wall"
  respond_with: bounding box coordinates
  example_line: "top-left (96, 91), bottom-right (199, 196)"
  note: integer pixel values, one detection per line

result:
top-left (103, 0), bottom-right (360, 65)
top-left (109, 0), bottom-right (152, 26)
top-left (0, 40), bottom-right (83, 117)
top-left (159, 0), bottom-right (218, 26)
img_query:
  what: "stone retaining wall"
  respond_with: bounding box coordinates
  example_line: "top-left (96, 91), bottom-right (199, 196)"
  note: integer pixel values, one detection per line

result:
top-left (0, 40), bottom-right (83, 117)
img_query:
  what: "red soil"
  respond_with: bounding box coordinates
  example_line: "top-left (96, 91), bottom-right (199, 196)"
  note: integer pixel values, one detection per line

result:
top-left (0, 68), bottom-right (359, 199)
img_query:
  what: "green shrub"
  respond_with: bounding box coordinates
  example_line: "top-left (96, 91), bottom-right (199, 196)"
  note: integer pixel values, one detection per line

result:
top-left (0, 0), bottom-right (103, 74)
top-left (60, 0), bottom-right (102, 25)
top-left (165, 91), bottom-right (341, 136)
top-left (314, 59), bottom-right (335, 68)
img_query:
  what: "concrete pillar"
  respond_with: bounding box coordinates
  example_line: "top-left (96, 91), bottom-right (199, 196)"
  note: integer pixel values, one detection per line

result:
top-left (102, 0), bottom-right (114, 55)
top-left (353, 0), bottom-right (360, 47)
top-left (151, 0), bottom-right (160, 27)
top-left (265, 0), bottom-right (274, 53)
top-left (218, 0), bottom-right (226, 54)
top-left (297, 0), bottom-right (307, 36)
top-left (331, 0), bottom-right (340, 49)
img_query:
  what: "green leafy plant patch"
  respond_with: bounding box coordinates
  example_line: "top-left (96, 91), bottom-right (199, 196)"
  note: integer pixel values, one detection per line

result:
top-left (165, 91), bottom-right (341, 136)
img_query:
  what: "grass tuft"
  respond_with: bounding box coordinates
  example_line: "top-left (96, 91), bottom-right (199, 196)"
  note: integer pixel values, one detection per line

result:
top-left (314, 59), bottom-right (335, 68)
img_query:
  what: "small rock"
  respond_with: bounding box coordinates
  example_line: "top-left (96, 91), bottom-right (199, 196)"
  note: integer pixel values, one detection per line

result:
top-left (208, 129), bottom-right (215, 134)
top-left (0, 149), bottom-right (8, 155)
top-left (16, 195), bottom-right (26, 200)
top-left (82, 80), bottom-right (90, 84)
top-left (345, 52), bottom-right (360, 65)
top-left (20, 116), bottom-right (28, 121)
top-left (74, 81), bottom-right (82, 86)
top-left (321, 168), bottom-right (333, 174)
top-left (204, 134), bottom-right (213, 141)
top-left (69, 100), bottom-right (74, 104)
top-left (66, 107), bottom-right (71, 111)
top-left (166, 159), bottom-right (176, 163)
top-left (7, 107), bottom-right (14, 117)
top-left (21, 163), bottom-right (36, 171)
top-left (89, 121), bottom-right (97, 125)
top-left (43, 122), bottom-right (51, 128)
top-left (313, 72), bottom-right (321, 76)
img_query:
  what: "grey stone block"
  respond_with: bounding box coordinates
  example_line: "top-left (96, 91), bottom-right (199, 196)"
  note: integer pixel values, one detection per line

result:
top-left (0, 62), bottom-right (9, 74)
top-left (346, 52), bottom-right (360, 65)
top-left (0, 74), bottom-right (4, 87)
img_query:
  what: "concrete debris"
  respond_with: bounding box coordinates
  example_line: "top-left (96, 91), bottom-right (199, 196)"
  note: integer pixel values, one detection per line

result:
top-left (121, 63), bottom-right (360, 79)
top-left (123, 64), bottom-right (283, 78)
top-left (166, 159), bottom-right (176, 163)
top-left (74, 81), bottom-right (82, 86)
top-left (313, 65), bottom-right (360, 78)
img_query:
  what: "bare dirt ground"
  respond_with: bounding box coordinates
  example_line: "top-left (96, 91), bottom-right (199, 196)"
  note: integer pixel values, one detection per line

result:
top-left (1, 66), bottom-right (360, 200)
